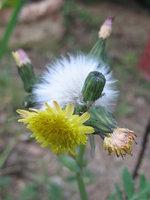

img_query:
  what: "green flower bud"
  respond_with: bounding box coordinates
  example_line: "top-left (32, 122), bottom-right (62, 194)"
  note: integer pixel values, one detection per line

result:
top-left (12, 49), bottom-right (36, 93)
top-left (89, 18), bottom-right (113, 66)
top-left (82, 71), bottom-right (106, 102)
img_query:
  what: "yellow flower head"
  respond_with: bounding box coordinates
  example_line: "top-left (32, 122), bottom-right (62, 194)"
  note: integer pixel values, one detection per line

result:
top-left (17, 101), bottom-right (94, 155)
top-left (103, 128), bottom-right (136, 158)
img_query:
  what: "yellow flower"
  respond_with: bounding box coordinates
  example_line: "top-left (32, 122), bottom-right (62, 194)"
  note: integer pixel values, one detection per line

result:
top-left (103, 128), bottom-right (136, 158)
top-left (17, 101), bottom-right (94, 155)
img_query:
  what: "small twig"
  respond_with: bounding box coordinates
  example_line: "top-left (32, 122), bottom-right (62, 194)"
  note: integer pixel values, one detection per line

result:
top-left (132, 118), bottom-right (150, 179)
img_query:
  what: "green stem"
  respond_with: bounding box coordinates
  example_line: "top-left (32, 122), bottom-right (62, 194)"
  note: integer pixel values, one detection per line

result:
top-left (76, 145), bottom-right (88, 200)
top-left (0, 0), bottom-right (25, 62)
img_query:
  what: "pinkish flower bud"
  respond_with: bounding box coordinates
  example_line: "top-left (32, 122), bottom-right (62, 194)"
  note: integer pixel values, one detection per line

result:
top-left (98, 17), bottom-right (114, 39)
top-left (12, 49), bottom-right (31, 67)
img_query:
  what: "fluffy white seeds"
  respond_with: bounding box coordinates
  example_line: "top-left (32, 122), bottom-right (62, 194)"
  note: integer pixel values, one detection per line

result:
top-left (33, 53), bottom-right (118, 112)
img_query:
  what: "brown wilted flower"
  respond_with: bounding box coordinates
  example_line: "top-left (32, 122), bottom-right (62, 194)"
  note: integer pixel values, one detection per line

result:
top-left (103, 128), bottom-right (136, 158)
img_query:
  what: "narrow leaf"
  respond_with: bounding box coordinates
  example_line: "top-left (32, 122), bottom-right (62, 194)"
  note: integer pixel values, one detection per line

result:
top-left (66, 175), bottom-right (76, 183)
top-left (139, 174), bottom-right (147, 192)
top-left (108, 193), bottom-right (116, 200)
top-left (122, 168), bottom-right (134, 198)
top-left (0, 0), bottom-right (25, 62)
top-left (130, 183), bottom-right (150, 200)
top-left (58, 155), bottom-right (80, 173)
top-left (89, 134), bottom-right (95, 158)
top-left (115, 183), bottom-right (123, 200)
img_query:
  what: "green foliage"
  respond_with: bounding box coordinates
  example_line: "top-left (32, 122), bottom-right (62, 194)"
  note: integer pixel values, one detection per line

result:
top-left (0, 177), bottom-right (9, 188)
top-left (0, 0), bottom-right (19, 8)
top-left (66, 170), bottom-right (95, 185)
top-left (0, 177), bottom-right (12, 200)
top-left (58, 155), bottom-right (81, 173)
top-left (0, 0), bottom-right (25, 62)
top-left (88, 134), bottom-right (95, 157)
top-left (0, 58), bottom-right (25, 111)
top-left (63, 0), bottom-right (102, 33)
top-left (48, 182), bottom-right (62, 200)
top-left (20, 180), bottom-right (63, 200)
top-left (116, 102), bottom-right (134, 117)
top-left (21, 184), bottom-right (38, 200)
top-left (108, 168), bottom-right (150, 200)
top-left (122, 168), bottom-right (135, 198)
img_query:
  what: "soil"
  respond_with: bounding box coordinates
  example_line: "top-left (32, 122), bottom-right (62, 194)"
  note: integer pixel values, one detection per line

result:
top-left (0, 2), bottom-right (150, 200)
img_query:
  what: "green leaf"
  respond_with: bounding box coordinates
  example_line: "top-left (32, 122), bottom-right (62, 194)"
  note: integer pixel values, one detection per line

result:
top-left (66, 175), bottom-right (76, 183)
top-left (130, 183), bottom-right (150, 200)
top-left (58, 155), bottom-right (80, 173)
top-left (122, 168), bottom-right (134, 198)
top-left (0, 177), bottom-right (9, 188)
top-left (108, 193), bottom-right (116, 200)
top-left (48, 182), bottom-right (63, 200)
top-left (21, 184), bottom-right (38, 200)
top-left (84, 170), bottom-right (95, 184)
top-left (139, 174), bottom-right (147, 192)
top-left (0, 0), bottom-right (25, 62)
top-left (2, 0), bottom-right (19, 8)
top-left (115, 183), bottom-right (123, 200)
top-left (88, 134), bottom-right (95, 158)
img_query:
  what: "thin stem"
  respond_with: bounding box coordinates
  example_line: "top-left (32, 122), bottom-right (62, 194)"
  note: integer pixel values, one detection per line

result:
top-left (0, 0), bottom-right (25, 62)
top-left (76, 145), bottom-right (88, 200)
top-left (132, 118), bottom-right (150, 178)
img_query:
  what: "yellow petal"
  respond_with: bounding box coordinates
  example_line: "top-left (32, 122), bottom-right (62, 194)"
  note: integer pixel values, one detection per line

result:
top-left (80, 126), bottom-right (95, 134)
top-left (44, 102), bottom-right (55, 114)
top-left (16, 109), bottom-right (30, 118)
top-left (53, 101), bottom-right (62, 113)
top-left (12, 51), bottom-right (20, 66)
top-left (65, 104), bottom-right (74, 117)
top-left (79, 112), bottom-right (90, 124)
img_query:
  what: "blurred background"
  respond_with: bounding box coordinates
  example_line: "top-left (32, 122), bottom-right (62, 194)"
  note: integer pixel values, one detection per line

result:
top-left (0, 0), bottom-right (150, 199)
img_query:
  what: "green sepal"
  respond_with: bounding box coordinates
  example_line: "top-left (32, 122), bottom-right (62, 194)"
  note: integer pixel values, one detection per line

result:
top-left (88, 134), bottom-right (95, 158)
top-left (86, 106), bottom-right (117, 138)
top-left (74, 104), bottom-right (87, 115)
top-left (89, 38), bottom-right (107, 66)
top-left (82, 71), bottom-right (106, 102)
top-left (24, 94), bottom-right (36, 108)
top-left (58, 155), bottom-right (80, 173)
top-left (17, 64), bottom-right (36, 93)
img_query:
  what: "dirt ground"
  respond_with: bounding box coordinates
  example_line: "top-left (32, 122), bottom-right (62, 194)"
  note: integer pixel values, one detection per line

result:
top-left (0, 1), bottom-right (150, 200)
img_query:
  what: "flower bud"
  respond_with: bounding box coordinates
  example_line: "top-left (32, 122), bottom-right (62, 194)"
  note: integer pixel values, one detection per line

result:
top-left (89, 17), bottom-right (113, 64)
top-left (12, 49), bottom-right (31, 67)
top-left (98, 17), bottom-right (113, 39)
top-left (82, 71), bottom-right (106, 102)
top-left (12, 49), bottom-right (36, 93)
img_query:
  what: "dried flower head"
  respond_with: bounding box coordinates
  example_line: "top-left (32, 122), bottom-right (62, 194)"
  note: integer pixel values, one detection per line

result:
top-left (12, 49), bottom-right (31, 67)
top-left (103, 128), bottom-right (136, 158)
top-left (17, 101), bottom-right (94, 155)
